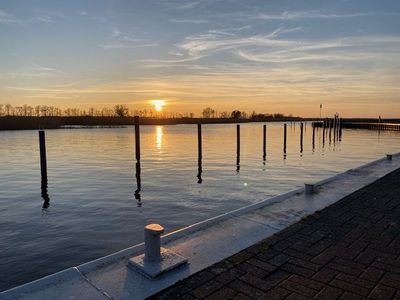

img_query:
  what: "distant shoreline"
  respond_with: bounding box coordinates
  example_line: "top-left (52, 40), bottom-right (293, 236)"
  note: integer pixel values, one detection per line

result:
top-left (0, 116), bottom-right (399, 131)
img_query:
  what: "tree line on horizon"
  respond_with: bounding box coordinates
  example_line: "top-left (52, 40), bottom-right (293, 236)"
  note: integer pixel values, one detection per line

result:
top-left (0, 103), bottom-right (297, 120)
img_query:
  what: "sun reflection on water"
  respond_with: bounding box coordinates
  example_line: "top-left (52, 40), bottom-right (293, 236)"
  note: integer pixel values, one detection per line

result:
top-left (156, 126), bottom-right (163, 150)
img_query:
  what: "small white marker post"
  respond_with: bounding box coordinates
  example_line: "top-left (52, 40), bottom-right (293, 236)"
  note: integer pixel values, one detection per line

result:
top-left (305, 183), bottom-right (315, 195)
top-left (386, 154), bottom-right (393, 161)
top-left (128, 224), bottom-right (188, 278)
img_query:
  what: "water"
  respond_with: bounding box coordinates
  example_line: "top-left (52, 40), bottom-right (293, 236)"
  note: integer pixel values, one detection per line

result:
top-left (1, 122), bottom-right (399, 291)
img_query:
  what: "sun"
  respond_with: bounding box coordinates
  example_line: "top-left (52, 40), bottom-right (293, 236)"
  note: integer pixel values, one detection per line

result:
top-left (150, 100), bottom-right (166, 112)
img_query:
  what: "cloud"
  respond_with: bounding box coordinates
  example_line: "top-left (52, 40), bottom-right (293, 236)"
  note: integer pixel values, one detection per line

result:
top-left (99, 43), bottom-right (159, 50)
top-left (1, 64), bottom-right (66, 79)
top-left (178, 28), bottom-right (298, 57)
top-left (229, 10), bottom-right (400, 22)
top-left (167, 1), bottom-right (202, 10)
top-left (36, 16), bottom-right (53, 23)
top-left (0, 10), bottom-right (22, 25)
top-left (99, 26), bottom-right (156, 50)
top-left (169, 18), bottom-right (209, 24)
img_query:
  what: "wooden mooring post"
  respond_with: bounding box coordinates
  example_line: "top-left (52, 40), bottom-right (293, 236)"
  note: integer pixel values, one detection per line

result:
top-left (283, 123), bottom-right (287, 154)
top-left (236, 124), bottom-right (240, 170)
top-left (333, 117), bottom-right (337, 142)
top-left (197, 123), bottom-right (202, 161)
top-left (263, 124), bottom-right (266, 160)
top-left (39, 130), bottom-right (47, 181)
top-left (197, 123), bottom-right (203, 183)
top-left (312, 124), bottom-right (315, 150)
top-left (300, 122), bottom-right (304, 153)
top-left (134, 116), bottom-right (141, 161)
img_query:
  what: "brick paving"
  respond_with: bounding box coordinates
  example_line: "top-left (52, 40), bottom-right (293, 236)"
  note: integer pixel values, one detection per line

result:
top-left (150, 168), bottom-right (400, 300)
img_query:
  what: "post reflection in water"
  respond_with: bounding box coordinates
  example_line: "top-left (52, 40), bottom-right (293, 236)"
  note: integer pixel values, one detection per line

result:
top-left (41, 178), bottom-right (50, 209)
top-left (197, 157), bottom-right (203, 184)
top-left (134, 161), bottom-right (142, 207)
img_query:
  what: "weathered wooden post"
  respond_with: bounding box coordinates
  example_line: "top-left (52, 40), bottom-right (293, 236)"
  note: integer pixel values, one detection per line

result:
top-left (134, 116), bottom-right (140, 161)
top-left (197, 123), bottom-right (202, 161)
top-left (312, 123), bottom-right (315, 150)
top-left (197, 123), bottom-right (203, 183)
top-left (283, 123), bottom-right (287, 154)
top-left (263, 124), bottom-right (266, 160)
top-left (333, 117), bottom-right (337, 142)
top-left (328, 118), bottom-right (332, 143)
top-left (39, 130), bottom-right (47, 181)
top-left (300, 122), bottom-right (304, 153)
top-left (236, 124), bottom-right (240, 170)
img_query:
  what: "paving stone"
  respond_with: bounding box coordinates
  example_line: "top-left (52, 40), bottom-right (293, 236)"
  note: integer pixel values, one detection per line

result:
top-left (214, 268), bottom-right (245, 285)
top-left (191, 280), bottom-right (223, 298)
top-left (206, 287), bottom-right (236, 300)
top-left (379, 272), bottom-right (400, 289)
top-left (312, 269), bottom-right (339, 286)
top-left (336, 273), bottom-right (375, 289)
top-left (280, 262), bottom-right (315, 278)
top-left (228, 279), bottom-right (265, 299)
top-left (314, 286), bottom-right (343, 300)
top-left (183, 270), bottom-right (215, 289)
top-left (258, 287), bottom-right (291, 300)
top-left (286, 292), bottom-right (309, 300)
top-left (368, 284), bottom-right (396, 300)
top-left (287, 274), bottom-right (324, 291)
top-left (279, 279), bottom-right (317, 297)
top-left (236, 262), bottom-right (269, 278)
top-left (329, 279), bottom-right (370, 296)
top-left (239, 273), bottom-right (275, 292)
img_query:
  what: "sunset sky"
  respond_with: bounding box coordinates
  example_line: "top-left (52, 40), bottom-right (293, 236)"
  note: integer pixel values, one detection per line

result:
top-left (1, 0), bottom-right (400, 117)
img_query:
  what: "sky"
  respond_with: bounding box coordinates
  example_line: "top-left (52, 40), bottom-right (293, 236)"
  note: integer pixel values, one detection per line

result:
top-left (1, 0), bottom-right (400, 117)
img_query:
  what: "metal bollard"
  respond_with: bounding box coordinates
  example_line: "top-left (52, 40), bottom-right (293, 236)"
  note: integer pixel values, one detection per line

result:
top-left (144, 224), bottom-right (164, 262)
top-left (305, 183), bottom-right (315, 195)
top-left (129, 223), bottom-right (188, 278)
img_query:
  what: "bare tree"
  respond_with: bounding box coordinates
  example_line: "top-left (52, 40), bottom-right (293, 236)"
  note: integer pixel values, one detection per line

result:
top-left (202, 107), bottom-right (215, 118)
top-left (114, 105), bottom-right (129, 117)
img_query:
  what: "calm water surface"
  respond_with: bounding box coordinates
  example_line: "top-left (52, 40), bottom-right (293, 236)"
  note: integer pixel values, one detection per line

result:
top-left (1, 122), bottom-right (399, 290)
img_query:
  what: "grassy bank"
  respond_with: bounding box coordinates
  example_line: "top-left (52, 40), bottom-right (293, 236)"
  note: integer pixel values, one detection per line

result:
top-left (0, 116), bottom-right (303, 130)
top-left (1, 116), bottom-right (399, 131)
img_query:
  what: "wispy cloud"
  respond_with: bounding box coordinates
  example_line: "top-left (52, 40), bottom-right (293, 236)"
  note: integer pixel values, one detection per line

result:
top-left (178, 27), bottom-right (298, 57)
top-left (230, 10), bottom-right (400, 22)
top-left (99, 26), bottom-right (157, 50)
top-left (0, 10), bottom-right (22, 25)
top-left (0, 64), bottom-right (66, 79)
top-left (99, 43), bottom-right (159, 50)
top-left (167, 1), bottom-right (202, 10)
top-left (36, 16), bottom-right (53, 23)
top-left (169, 18), bottom-right (209, 24)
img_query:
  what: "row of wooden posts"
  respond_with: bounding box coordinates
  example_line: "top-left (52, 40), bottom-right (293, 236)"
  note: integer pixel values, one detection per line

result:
top-left (38, 117), bottom-right (343, 182)
top-left (38, 117), bottom-right (343, 205)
